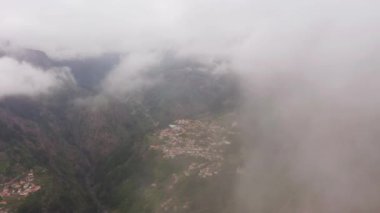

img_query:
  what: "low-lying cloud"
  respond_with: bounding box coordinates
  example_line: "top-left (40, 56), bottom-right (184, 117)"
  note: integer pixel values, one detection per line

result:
top-left (2, 0), bottom-right (380, 212)
top-left (101, 52), bottom-right (162, 97)
top-left (0, 57), bottom-right (73, 98)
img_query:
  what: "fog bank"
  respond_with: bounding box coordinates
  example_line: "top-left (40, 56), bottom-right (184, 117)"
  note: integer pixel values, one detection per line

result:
top-left (1, 0), bottom-right (380, 212)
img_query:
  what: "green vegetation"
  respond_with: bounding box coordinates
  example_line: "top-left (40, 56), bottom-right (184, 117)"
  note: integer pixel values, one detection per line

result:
top-left (0, 65), bottom-right (240, 212)
top-left (0, 160), bottom-right (9, 174)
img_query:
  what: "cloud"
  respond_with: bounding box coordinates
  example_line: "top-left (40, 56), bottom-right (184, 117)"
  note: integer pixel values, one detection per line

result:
top-left (101, 52), bottom-right (161, 97)
top-left (0, 0), bottom-right (185, 59)
top-left (1, 0), bottom-right (379, 84)
top-left (0, 0), bottom-right (375, 60)
top-left (2, 0), bottom-right (380, 212)
top-left (0, 57), bottom-right (74, 98)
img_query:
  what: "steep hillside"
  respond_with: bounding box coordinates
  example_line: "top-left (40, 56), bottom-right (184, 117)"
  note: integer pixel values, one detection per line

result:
top-left (0, 54), bottom-right (241, 213)
top-left (93, 115), bottom-right (241, 213)
top-left (0, 97), bottom-right (98, 213)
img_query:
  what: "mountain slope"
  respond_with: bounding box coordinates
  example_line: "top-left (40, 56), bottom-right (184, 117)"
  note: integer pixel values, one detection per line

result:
top-left (0, 50), bottom-right (241, 212)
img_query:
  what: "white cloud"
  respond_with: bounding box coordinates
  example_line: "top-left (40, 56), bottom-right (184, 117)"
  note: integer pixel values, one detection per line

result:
top-left (0, 0), bottom-right (377, 61)
top-left (0, 57), bottom-right (73, 98)
top-left (1, 0), bottom-right (380, 211)
top-left (102, 52), bottom-right (161, 97)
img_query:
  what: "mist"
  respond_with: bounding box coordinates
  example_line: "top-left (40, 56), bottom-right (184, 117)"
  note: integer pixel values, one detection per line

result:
top-left (237, 70), bottom-right (380, 212)
top-left (0, 57), bottom-right (74, 98)
top-left (233, 2), bottom-right (380, 211)
top-left (1, 0), bottom-right (380, 212)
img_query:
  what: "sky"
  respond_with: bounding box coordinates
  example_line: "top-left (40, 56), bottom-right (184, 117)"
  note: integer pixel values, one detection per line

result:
top-left (1, 0), bottom-right (380, 211)
top-left (1, 0), bottom-right (378, 58)
top-left (1, 0), bottom-right (379, 97)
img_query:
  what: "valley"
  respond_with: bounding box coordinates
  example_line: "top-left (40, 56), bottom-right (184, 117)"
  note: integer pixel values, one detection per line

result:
top-left (0, 50), bottom-right (241, 212)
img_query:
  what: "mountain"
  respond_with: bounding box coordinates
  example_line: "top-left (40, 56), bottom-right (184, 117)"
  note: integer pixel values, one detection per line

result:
top-left (0, 47), bottom-right (120, 90)
top-left (0, 49), bottom-right (241, 212)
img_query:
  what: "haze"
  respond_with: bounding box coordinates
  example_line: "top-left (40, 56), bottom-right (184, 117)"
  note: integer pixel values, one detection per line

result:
top-left (1, 0), bottom-right (380, 212)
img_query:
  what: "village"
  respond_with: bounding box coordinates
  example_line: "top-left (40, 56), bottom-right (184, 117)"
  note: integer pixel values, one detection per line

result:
top-left (149, 118), bottom-right (237, 212)
top-left (151, 119), bottom-right (233, 178)
top-left (0, 170), bottom-right (41, 208)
